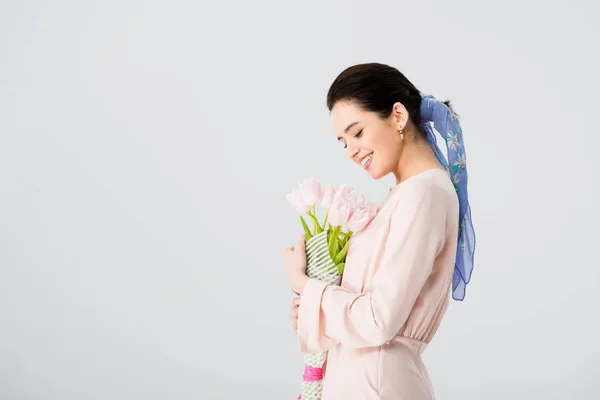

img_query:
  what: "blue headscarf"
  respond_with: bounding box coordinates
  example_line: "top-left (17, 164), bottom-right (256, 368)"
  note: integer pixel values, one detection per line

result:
top-left (420, 94), bottom-right (476, 301)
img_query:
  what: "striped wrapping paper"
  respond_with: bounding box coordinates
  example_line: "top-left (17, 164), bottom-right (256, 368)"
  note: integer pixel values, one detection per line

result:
top-left (297, 229), bottom-right (342, 400)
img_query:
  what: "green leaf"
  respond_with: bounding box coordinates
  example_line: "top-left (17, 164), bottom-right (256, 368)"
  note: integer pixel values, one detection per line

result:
top-left (327, 226), bottom-right (335, 249)
top-left (333, 241), bottom-right (349, 264)
top-left (300, 216), bottom-right (312, 240)
top-left (329, 235), bottom-right (338, 260)
top-left (335, 228), bottom-right (343, 252)
top-left (340, 230), bottom-right (352, 246)
top-left (328, 226), bottom-right (339, 260)
top-left (336, 262), bottom-right (345, 275)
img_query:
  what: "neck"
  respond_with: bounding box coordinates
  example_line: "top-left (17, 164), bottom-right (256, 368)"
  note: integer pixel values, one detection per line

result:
top-left (393, 138), bottom-right (443, 184)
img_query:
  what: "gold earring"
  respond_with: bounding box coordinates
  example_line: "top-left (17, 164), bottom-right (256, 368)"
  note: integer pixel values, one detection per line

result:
top-left (399, 128), bottom-right (404, 140)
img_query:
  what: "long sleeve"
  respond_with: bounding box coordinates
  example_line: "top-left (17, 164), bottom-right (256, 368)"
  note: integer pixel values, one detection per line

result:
top-left (297, 179), bottom-right (448, 353)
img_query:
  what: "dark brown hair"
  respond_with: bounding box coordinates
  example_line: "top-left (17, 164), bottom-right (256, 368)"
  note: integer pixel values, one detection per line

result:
top-left (326, 63), bottom-right (454, 139)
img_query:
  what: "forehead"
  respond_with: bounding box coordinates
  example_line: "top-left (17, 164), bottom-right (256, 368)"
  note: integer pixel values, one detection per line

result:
top-left (330, 100), bottom-right (370, 136)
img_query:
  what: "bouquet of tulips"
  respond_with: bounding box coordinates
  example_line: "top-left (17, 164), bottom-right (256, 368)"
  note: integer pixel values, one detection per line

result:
top-left (286, 177), bottom-right (378, 400)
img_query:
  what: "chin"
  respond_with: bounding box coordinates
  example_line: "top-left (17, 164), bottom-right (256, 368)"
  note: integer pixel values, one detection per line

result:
top-left (367, 161), bottom-right (392, 180)
top-left (368, 167), bottom-right (386, 180)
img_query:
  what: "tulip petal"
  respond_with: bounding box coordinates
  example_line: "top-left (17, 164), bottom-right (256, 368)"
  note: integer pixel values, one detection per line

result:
top-left (287, 188), bottom-right (311, 213)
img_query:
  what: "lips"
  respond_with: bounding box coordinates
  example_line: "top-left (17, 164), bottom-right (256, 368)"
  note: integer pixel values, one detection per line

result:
top-left (360, 153), bottom-right (373, 169)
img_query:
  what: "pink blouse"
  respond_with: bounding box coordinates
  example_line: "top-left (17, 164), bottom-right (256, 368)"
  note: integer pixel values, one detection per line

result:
top-left (297, 168), bottom-right (459, 400)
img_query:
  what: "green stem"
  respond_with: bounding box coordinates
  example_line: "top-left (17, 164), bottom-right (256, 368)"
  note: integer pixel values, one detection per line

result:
top-left (306, 210), bottom-right (323, 234)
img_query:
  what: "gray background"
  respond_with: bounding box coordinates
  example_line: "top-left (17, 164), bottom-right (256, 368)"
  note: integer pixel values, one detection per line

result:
top-left (1, 0), bottom-right (599, 399)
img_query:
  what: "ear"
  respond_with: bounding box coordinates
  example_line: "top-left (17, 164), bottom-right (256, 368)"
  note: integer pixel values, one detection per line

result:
top-left (391, 102), bottom-right (407, 129)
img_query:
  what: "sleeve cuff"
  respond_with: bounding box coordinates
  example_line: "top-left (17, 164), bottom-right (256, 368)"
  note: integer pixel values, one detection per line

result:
top-left (297, 278), bottom-right (330, 354)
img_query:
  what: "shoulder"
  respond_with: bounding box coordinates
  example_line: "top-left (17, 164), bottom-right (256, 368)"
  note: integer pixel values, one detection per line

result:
top-left (391, 169), bottom-right (455, 204)
top-left (384, 169), bottom-right (458, 225)
top-left (375, 170), bottom-right (458, 248)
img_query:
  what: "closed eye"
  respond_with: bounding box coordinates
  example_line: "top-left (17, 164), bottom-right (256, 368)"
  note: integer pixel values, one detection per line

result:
top-left (342, 128), bottom-right (364, 149)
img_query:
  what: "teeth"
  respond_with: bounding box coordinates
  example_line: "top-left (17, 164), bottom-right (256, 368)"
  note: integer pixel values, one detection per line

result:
top-left (361, 153), bottom-right (373, 167)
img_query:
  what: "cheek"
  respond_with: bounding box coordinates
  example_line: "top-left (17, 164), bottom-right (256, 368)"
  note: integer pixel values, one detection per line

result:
top-left (370, 133), bottom-right (391, 152)
top-left (373, 135), bottom-right (399, 165)
top-left (365, 132), bottom-right (386, 152)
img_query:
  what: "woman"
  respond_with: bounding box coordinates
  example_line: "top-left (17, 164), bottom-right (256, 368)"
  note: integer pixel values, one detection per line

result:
top-left (284, 62), bottom-right (476, 400)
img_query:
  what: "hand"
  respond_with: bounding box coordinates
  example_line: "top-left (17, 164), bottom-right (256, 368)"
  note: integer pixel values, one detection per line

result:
top-left (290, 296), bottom-right (300, 335)
top-left (284, 234), bottom-right (309, 293)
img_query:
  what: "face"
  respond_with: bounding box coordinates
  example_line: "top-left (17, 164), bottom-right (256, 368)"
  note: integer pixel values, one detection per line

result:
top-left (331, 100), bottom-right (406, 180)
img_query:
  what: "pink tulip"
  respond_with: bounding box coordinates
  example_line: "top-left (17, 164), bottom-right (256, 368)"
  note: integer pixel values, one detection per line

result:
top-left (347, 205), bottom-right (375, 233)
top-left (333, 184), bottom-right (354, 203)
top-left (321, 184), bottom-right (335, 209)
top-left (334, 185), bottom-right (366, 217)
top-left (327, 199), bottom-right (351, 227)
top-left (334, 190), bottom-right (361, 222)
top-left (286, 187), bottom-right (311, 213)
top-left (365, 202), bottom-right (379, 218)
top-left (348, 191), bottom-right (365, 209)
top-left (298, 177), bottom-right (323, 206)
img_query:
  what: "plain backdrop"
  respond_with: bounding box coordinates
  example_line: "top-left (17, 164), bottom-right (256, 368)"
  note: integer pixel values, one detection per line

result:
top-left (1, 0), bottom-right (599, 399)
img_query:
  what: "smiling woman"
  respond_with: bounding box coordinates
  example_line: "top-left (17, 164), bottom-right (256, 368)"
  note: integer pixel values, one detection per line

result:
top-left (284, 62), bottom-right (476, 400)
top-left (330, 65), bottom-right (456, 185)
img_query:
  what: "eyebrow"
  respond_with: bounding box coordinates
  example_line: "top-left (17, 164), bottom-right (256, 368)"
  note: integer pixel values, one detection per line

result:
top-left (337, 121), bottom-right (360, 141)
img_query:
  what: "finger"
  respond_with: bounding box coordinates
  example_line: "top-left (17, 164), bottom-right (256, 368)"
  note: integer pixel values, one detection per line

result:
top-left (292, 298), bottom-right (300, 307)
top-left (297, 234), bottom-right (306, 249)
top-left (290, 306), bottom-right (299, 317)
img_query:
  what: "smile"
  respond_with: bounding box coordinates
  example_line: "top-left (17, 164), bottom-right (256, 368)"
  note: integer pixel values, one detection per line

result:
top-left (360, 153), bottom-right (373, 168)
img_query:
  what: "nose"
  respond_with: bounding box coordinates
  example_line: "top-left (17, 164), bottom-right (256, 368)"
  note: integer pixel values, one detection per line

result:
top-left (347, 143), bottom-right (359, 161)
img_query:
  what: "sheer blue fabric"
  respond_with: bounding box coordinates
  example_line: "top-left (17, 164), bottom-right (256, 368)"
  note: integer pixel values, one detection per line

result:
top-left (420, 94), bottom-right (476, 301)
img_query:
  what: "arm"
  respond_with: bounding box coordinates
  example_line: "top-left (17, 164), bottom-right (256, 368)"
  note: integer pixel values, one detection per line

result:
top-left (297, 181), bottom-right (448, 352)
